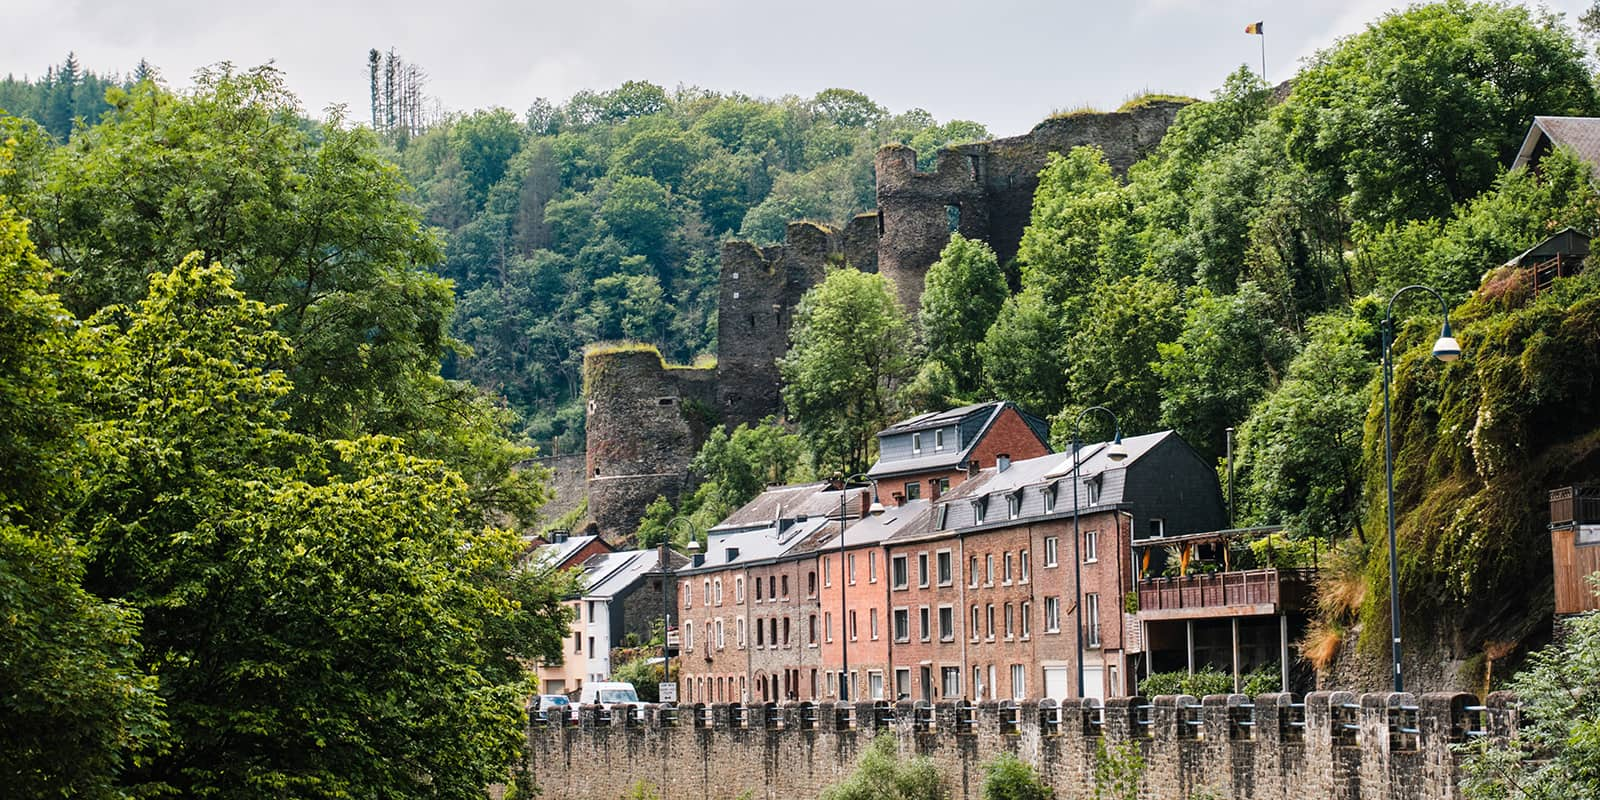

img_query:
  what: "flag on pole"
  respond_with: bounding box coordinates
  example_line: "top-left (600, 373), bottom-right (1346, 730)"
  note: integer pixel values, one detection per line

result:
top-left (1245, 21), bottom-right (1263, 34)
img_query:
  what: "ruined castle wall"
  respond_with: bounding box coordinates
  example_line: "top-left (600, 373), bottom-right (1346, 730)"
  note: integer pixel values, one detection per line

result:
top-left (529, 691), bottom-right (1505, 800)
top-left (875, 101), bottom-right (1189, 312)
top-left (714, 221), bottom-right (841, 428)
top-left (584, 348), bottom-right (718, 542)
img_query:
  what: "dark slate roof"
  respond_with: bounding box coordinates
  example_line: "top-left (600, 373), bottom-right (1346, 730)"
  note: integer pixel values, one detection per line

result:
top-left (867, 401), bottom-right (1050, 480)
top-left (710, 482), bottom-right (863, 532)
top-left (817, 499), bottom-right (933, 551)
top-left (1512, 116), bottom-right (1600, 174)
top-left (531, 534), bottom-right (603, 569)
top-left (580, 549), bottom-right (661, 599)
top-left (681, 515), bottom-right (836, 574)
top-left (881, 402), bottom-right (997, 434)
top-left (1506, 227), bottom-right (1591, 268)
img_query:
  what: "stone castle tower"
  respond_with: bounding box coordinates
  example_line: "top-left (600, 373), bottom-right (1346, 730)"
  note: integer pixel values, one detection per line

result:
top-left (583, 101), bottom-right (1190, 541)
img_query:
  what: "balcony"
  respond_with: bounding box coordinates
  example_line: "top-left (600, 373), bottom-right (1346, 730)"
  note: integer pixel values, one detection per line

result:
top-left (1136, 568), bottom-right (1316, 621)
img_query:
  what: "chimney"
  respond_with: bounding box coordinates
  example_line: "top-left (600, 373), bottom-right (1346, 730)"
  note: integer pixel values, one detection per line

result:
top-left (929, 479), bottom-right (942, 500)
top-left (967, 459), bottom-right (980, 477)
top-left (996, 454), bottom-right (1011, 473)
top-left (891, 491), bottom-right (906, 506)
top-left (554, 531), bottom-right (568, 544)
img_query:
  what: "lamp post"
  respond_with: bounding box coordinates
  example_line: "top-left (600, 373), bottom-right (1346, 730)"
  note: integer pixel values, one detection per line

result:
top-left (1060, 407), bottom-right (1128, 699)
top-left (836, 472), bottom-right (885, 702)
top-left (662, 517), bottom-right (699, 700)
top-left (1380, 285), bottom-right (1460, 693)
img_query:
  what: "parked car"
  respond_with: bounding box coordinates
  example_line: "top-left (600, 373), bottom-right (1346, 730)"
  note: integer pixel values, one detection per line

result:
top-left (578, 681), bottom-right (643, 712)
top-left (530, 693), bottom-right (571, 722)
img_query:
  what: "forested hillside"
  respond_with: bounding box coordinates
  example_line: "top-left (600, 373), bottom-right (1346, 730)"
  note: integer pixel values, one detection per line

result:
top-left (390, 84), bottom-right (989, 452)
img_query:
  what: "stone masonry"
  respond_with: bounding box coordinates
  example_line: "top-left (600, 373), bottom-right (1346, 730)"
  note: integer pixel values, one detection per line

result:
top-left (527, 691), bottom-right (1517, 800)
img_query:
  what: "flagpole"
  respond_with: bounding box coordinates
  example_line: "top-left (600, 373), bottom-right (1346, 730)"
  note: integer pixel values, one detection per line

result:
top-left (1260, 31), bottom-right (1267, 83)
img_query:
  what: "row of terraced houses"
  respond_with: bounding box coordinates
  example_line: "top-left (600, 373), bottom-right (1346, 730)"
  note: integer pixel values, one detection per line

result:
top-left (670, 401), bottom-right (1319, 706)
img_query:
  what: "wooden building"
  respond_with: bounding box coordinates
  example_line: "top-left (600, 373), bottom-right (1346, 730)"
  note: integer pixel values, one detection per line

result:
top-left (1550, 485), bottom-right (1600, 616)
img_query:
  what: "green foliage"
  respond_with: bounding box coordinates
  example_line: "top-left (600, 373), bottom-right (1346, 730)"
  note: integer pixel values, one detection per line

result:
top-left (1057, 275), bottom-right (1184, 441)
top-left (920, 234), bottom-right (1007, 396)
top-left (636, 417), bottom-right (814, 546)
top-left (613, 657), bottom-right (664, 702)
top-left (621, 779), bottom-right (663, 800)
top-left (781, 268), bottom-right (914, 475)
top-left (981, 752), bottom-right (1052, 800)
top-left (0, 53), bottom-right (132, 142)
top-left (820, 734), bottom-right (947, 800)
top-left (1137, 669), bottom-right (1232, 698)
top-left (1092, 739), bottom-right (1144, 800)
top-left (1460, 581), bottom-right (1600, 799)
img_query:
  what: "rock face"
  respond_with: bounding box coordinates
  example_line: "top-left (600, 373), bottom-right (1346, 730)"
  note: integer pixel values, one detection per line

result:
top-left (582, 104), bottom-right (1189, 540)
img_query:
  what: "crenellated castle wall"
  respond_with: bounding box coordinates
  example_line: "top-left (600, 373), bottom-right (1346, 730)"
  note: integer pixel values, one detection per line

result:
top-left (528, 691), bottom-right (1517, 800)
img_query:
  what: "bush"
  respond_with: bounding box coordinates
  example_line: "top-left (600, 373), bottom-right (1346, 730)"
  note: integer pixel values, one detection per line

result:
top-left (982, 752), bottom-right (1051, 800)
top-left (1137, 668), bottom-right (1232, 697)
top-left (821, 733), bottom-right (946, 800)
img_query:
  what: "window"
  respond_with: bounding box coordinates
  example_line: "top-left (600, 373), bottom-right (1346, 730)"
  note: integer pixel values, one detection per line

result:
top-left (1021, 601), bottom-right (1031, 639)
top-left (1044, 537), bottom-right (1059, 567)
top-left (969, 556), bottom-right (979, 588)
top-left (1085, 593), bottom-right (1101, 647)
top-left (756, 618), bottom-right (764, 646)
top-left (986, 604), bottom-right (995, 640)
top-left (781, 575), bottom-right (789, 598)
top-left (737, 617), bottom-right (747, 647)
top-left (974, 666), bottom-right (984, 699)
top-left (936, 505), bottom-right (949, 530)
top-left (824, 556), bottom-right (832, 587)
top-left (1020, 550), bottom-right (1031, 583)
top-left (868, 551), bottom-right (877, 583)
top-left (685, 620), bottom-right (694, 649)
top-left (919, 606), bottom-right (931, 641)
top-left (1004, 602), bottom-right (1014, 639)
top-left (938, 605), bottom-right (955, 641)
top-left (917, 553), bottom-right (929, 587)
top-left (896, 668), bottom-right (912, 700)
top-left (684, 582), bottom-right (692, 608)
top-left (770, 617), bottom-right (779, 647)
top-left (893, 608), bottom-right (910, 642)
top-left (974, 499), bottom-right (987, 525)
top-left (588, 636), bottom-right (595, 655)
top-left (849, 610), bottom-right (858, 641)
top-left (1007, 493), bottom-right (1020, 520)
top-left (1044, 486), bottom-right (1056, 514)
top-left (1003, 553), bottom-right (1013, 584)
top-left (736, 577), bottom-right (745, 603)
top-left (587, 600), bottom-right (596, 622)
top-left (769, 575), bottom-right (777, 599)
top-left (912, 431), bottom-right (923, 454)
top-left (1150, 518), bottom-right (1166, 538)
top-left (716, 619), bottom-right (726, 649)
top-left (891, 555), bottom-right (909, 589)
top-left (936, 550), bottom-right (953, 586)
top-left (755, 577), bottom-right (763, 601)
top-left (869, 671), bottom-right (885, 701)
top-left (1087, 477), bottom-right (1102, 505)
top-left (1011, 665), bottom-right (1026, 700)
top-left (783, 617), bottom-right (790, 646)
top-left (869, 608), bottom-right (879, 640)
top-left (986, 554), bottom-right (995, 585)
top-left (904, 481), bottom-right (921, 500)
top-left (809, 614), bottom-right (818, 645)
top-left (970, 605), bottom-right (980, 641)
top-left (714, 578), bottom-right (723, 605)
top-left (848, 554), bottom-right (856, 584)
top-left (935, 429), bottom-right (946, 451)
top-left (824, 612), bottom-right (833, 642)
top-left (1044, 597), bottom-right (1061, 632)
top-left (808, 571), bottom-right (817, 597)
top-left (1084, 530), bottom-right (1099, 563)
top-left (942, 666), bottom-right (961, 697)
top-left (573, 632), bottom-right (582, 653)
top-left (704, 578), bottom-right (711, 604)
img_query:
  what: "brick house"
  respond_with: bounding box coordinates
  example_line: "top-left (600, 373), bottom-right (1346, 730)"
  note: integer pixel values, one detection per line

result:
top-left (816, 499), bottom-right (930, 702)
top-left (529, 533), bottom-right (615, 696)
top-left (867, 402), bottom-right (1052, 507)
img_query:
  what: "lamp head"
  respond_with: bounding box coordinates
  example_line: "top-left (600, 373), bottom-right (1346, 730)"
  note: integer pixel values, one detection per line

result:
top-left (685, 538), bottom-right (700, 553)
top-left (1432, 320), bottom-right (1461, 363)
top-left (868, 500), bottom-right (886, 517)
top-left (1105, 431), bottom-right (1129, 463)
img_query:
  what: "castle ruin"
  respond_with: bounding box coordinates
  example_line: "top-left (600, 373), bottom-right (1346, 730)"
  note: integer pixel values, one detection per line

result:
top-left (582, 101), bottom-right (1190, 541)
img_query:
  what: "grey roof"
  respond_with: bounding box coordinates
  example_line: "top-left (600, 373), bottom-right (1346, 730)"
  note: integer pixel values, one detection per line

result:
top-left (881, 402), bottom-right (997, 434)
top-left (817, 499), bottom-right (933, 551)
top-left (868, 401), bottom-right (1050, 480)
top-left (1512, 116), bottom-right (1600, 174)
top-left (710, 482), bottom-right (859, 532)
top-left (581, 549), bottom-right (662, 599)
top-left (531, 534), bottom-right (602, 569)
top-left (688, 515), bottom-right (836, 573)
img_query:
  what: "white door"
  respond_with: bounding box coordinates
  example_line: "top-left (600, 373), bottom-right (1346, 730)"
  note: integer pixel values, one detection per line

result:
top-left (1043, 667), bottom-right (1069, 700)
top-left (1083, 665), bottom-right (1105, 701)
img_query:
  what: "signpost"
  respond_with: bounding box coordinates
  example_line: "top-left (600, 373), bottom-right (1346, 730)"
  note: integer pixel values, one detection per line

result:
top-left (658, 682), bottom-right (677, 704)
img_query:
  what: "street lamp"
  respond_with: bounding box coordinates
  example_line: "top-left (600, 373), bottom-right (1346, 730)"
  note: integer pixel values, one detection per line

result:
top-left (662, 517), bottom-right (699, 701)
top-left (1380, 285), bottom-right (1460, 693)
top-left (836, 472), bottom-right (885, 702)
top-left (1045, 406), bottom-right (1128, 699)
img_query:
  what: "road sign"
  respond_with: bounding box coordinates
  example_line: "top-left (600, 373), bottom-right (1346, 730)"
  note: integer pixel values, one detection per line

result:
top-left (658, 682), bottom-right (678, 703)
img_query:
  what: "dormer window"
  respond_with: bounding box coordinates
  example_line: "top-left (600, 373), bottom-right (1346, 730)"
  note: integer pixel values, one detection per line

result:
top-left (973, 498), bottom-right (988, 525)
top-left (1087, 475), bottom-right (1102, 505)
top-left (934, 429), bottom-right (945, 452)
top-left (1043, 485), bottom-right (1057, 514)
top-left (912, 432), bottom-right (923, 454)
top-left (1007, 492), bottom-right (1021, 520)
top-left (935, 504), bottom-right (949, 530)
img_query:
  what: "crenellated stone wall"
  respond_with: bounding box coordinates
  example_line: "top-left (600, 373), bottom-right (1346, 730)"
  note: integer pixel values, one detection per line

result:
top-left (526, 691), bottom-right (1518, 800)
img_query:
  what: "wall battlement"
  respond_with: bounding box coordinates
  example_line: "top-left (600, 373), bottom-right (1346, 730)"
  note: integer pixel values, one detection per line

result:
top-left (528, 691), bottom-right (1516, 800)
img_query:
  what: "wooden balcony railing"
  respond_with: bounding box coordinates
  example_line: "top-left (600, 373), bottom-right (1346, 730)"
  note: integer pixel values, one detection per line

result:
top-left (1136, 568), bottom-right (1316, 619)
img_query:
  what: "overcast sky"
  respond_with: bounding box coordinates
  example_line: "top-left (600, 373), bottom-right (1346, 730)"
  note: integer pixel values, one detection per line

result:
top-left (7, 0), bottom-right (1594, 137)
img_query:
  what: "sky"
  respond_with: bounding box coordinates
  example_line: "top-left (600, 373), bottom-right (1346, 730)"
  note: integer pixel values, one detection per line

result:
top-left (6, 0), bottom-right (1595, 138)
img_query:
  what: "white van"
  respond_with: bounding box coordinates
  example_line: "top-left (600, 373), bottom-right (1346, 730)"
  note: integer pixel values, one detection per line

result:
top-left (578, 681), bottom-right (642, 707)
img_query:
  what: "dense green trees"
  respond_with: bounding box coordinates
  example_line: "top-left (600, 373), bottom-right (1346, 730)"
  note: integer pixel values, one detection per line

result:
top-left (919, 234), bottom-right (1007, 398)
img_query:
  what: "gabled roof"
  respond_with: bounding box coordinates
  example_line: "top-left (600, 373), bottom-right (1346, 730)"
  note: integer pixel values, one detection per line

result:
top-left (531, 534), bottom-right (604, 570)
top-left (1505, 227), bottom-right (1591, 268)
top-left (581, 549), bottom-right (662, 599)
top-left (1512, 116), bottom-right (1600, 175)
top-left (710, 482), bottom-right (858, 532)
top-left (867, 401), bottom-right (1050, 480)
top-left (685, 515), bottom-right (836, 574)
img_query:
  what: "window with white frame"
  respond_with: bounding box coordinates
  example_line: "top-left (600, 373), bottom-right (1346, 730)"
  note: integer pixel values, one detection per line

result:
top-left (986, 604), bottom-right (995, 640)
top-left (1004, 602), bottom-right (1014, 639)
top-left (934, 428), bottom-right (946, 451)
top-left (869, 608), bottom-right (879, 640)
top-left (1044, 537), bottom-right (1059, 567)
top-left (1020, 549), bottom-right (1030, 582)
top-left (892, 554), bottom-right (908, 589)
top-left (912, 432), bottom-right (923, 454)
top-left (1006, 492), bottom-right (1020, 519)
top-left (1021, 601), bottom-right (1031, 639)
top-left (716, 618), bottom-right (725, 649)
top-left (941, 666), bottom-right (960, 697)
top-left (893, 608), bottom-right (910, 642)
top-left (848, 553), bottom-right (856, 584)
top-left (986, 554), bottom-right (995, 585)
top-left (825, 612), bottom-right (833, 642)
top-left (1084, 530), bottom-right (1099, 563)
top-left (736, 576), bottom-right (745, 603)
top-left (714, 578), bottom-right (723, 605)
top-left (1085, 593), bottom-right (1101, 647)
top-left (1003, 552), bottom-right (1013, 584)
top-left (1011, 664), bottom-right (1026, 700)
top-left (974, 498), bottom-right (987, 525)
top-left (868, 551), bottom-right (877, 583)
top-left (970, 605), bottom-right (980, 641)
top-left (969, 555), bottom-right (979, 588)
top-left (849, 610), bottom-right (858, 641)
top-left (1044, 597), bottom-right (1060, 632)
top-left (937, 550), bottom-right (953, 585)
top-left (685, 620), bottom-right (694, 650)
top-left (824, 555), bottom-right (832, 586)
top-left (917, 553), bottom-right (929, 587)
top-left (938, 605), bottom-right (955, 641)
top-left (919, 606), bottom-right (931, 641)
top-left (936, 504), bottom-right (949, 530)
top-left (737, 617), bottom-right (747, 647)
top-left (1044, 485), bottom-right (1056, 513)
